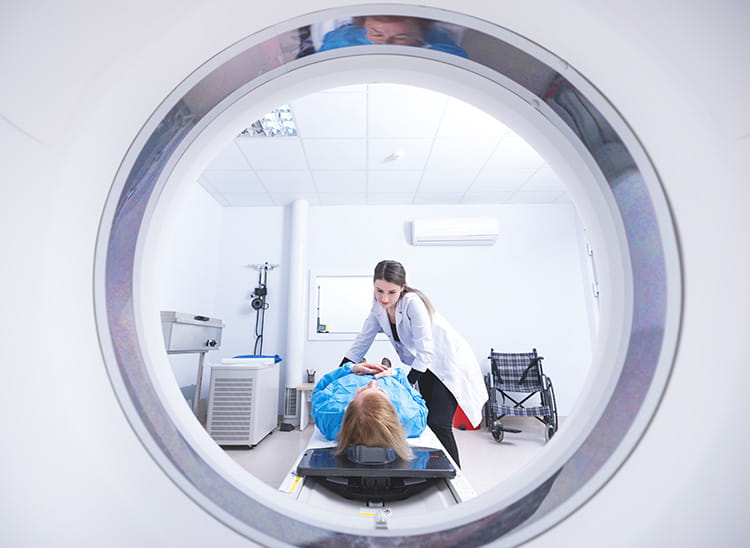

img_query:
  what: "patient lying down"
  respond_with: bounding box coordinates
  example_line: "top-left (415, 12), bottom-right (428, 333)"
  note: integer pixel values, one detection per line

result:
top-left (311, 360), bottom-right (428, 461)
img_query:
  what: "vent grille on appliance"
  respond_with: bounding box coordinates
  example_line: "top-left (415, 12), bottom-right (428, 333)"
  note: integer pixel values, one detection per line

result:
top-left (283, 386), bottom-right (297, 418)
top-left (207, 377), bottom-right (254, 443)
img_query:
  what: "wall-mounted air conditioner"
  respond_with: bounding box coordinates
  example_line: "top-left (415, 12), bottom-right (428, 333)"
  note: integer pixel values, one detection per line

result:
top-left (411, 217), bottom-right (500, 246)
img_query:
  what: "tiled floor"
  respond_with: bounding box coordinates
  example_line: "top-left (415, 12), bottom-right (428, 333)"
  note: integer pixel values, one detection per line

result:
top-left (226, 415), bottom-right (555, 496)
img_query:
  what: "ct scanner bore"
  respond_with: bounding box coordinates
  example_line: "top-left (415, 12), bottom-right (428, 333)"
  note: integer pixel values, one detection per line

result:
top-left (2, 1), bottom-right (747, 545)
top-left (98, 5), bottom-right (679, 546)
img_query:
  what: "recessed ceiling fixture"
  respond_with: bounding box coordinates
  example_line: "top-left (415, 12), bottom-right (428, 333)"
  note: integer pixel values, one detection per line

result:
top-left (238, 105), bottom-right (297, 137)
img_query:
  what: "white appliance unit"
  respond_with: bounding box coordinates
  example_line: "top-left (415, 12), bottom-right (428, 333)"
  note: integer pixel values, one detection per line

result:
top-left (411, 217), bottom-right (500, 246)
top-left (206, 357), bottom-right (280, 447)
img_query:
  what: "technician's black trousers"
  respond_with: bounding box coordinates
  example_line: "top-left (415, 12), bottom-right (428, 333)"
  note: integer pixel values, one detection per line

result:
top-left (418, 369), bottom-right (460, 468)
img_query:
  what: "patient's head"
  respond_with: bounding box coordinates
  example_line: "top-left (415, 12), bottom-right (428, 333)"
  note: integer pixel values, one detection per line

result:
top-left (336, 380), bottom-right (414, 461)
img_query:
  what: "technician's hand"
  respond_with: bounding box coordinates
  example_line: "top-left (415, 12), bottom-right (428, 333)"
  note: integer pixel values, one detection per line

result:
top-left (352, 362), bottom-right (389, 376)
top-left (373, 367), bottom-right (396, 379)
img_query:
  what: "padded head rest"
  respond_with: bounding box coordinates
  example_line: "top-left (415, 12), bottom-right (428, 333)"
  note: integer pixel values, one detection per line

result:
top-left (346, 445), bottom-right (397, 465)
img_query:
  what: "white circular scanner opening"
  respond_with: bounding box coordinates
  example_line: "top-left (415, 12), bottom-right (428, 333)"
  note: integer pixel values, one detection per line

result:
top-left (95, 6), bottom-right (681, 546)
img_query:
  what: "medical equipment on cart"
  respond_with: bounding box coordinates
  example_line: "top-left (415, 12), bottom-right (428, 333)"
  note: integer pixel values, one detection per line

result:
top-left (160, 311), bottom-right (224, 416)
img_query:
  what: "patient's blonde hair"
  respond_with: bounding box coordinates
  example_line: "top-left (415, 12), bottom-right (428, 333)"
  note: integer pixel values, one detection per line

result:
top-left (336, 391), bottom-right (414, 461)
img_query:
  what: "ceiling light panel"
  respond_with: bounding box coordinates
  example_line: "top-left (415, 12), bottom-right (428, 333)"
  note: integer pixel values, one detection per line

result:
top-left (238, 105), bottom-right (297, 137)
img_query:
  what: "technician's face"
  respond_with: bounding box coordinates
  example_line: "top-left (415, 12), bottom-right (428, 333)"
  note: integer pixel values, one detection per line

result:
top-left (363, 18), bottom-right (424, 46)
top-left (374, 279), bottom-right (403, 311)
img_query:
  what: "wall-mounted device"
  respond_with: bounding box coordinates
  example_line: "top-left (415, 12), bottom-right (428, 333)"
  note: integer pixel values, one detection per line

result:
top-left (246, 262), bottom-right (279, 354)
top-left (411, 217), bottom-right (500, 246)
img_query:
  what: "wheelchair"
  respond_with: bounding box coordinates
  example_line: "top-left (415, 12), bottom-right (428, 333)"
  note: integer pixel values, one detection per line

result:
top-left (484, 348), bottom-right (558, 442)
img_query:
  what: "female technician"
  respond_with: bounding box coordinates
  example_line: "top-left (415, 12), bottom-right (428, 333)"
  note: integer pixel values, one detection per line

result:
top-left (340, 259), bottom-right (487, 467)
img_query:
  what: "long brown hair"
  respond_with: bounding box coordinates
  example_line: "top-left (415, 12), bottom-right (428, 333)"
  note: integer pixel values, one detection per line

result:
top-left (373, 259), bottom-right (435, 317)
top-left (336, 391), bottom-right (414, 461)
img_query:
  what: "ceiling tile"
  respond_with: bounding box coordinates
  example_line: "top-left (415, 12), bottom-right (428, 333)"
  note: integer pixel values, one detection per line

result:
top-left (368, 138), bottom-right (432, 170)
top-left (510, 191), bottom-right (567, 203)
top-left (207, 191), bottom-right (231, 206)
top-left (201, 170), bottom-right (266, 193)
top-left (220, 193), bottom-right (274, 206)
top-left (367, 192), bottom-right (415, 205)
top-left (485, 135), bottom-right (545, 169)
top-left (438, 98), bottom-right (510, 137)
top-left (291, 92), bottom-right (366, 138)
top-left (461, 191), bottom-right (514, 204)
top-left (418, 169), bottom-right (479, 192)
top-left (304, 138), bottom-right (366, 170)
top-left (368, 84), bottom-right (447, 138)
top-left (235, 137), bottom-right (308, 169)
top-left (368, 170), bottom-right (422, 192)
top-left (413, 192), bottom-right (466, 204)
top-left (522, 166), bottom-right (567, 191)
top-left (470, 169), bottom-right (536, 192)
top-left (205, 141), bottom-right (251, 170)
top-left (198, 176), bottom-right (216, 192)
top-left (199, 83), bottom-right (572, 208)
top-left (256, 171), bottom-right (315, 192)
top-left (318, 193), bottom-right (368, 205)
top-left (311, 170), bottom-right (367, 192)
top-left (426, 137), bottom-right (500, 169)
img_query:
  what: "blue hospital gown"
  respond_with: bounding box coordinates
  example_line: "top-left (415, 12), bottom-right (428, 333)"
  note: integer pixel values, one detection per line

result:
top-left (311, 363), bottom-right (428, 440)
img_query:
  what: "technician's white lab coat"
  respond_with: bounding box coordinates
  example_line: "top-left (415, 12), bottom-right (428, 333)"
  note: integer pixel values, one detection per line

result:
top-left (345, 292), bottom-right (488, 427)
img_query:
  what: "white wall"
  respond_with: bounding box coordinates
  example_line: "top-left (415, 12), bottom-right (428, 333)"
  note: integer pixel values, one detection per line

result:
top-left (303, 203), bottom-right (593, 415)
top-left (158, 184), bottom-right (593, 416)
top-left (156, 181), bottom-right (224, 398)
top-left (163, 197), bottom-right (593, 417)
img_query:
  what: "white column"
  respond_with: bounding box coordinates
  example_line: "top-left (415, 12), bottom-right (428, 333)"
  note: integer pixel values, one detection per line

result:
top-left (284, 200), bottom-right (308, 418)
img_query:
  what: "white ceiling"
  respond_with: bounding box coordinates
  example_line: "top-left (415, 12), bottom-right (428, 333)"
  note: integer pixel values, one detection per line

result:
top-left (199, 83), bottom-right (570, 207)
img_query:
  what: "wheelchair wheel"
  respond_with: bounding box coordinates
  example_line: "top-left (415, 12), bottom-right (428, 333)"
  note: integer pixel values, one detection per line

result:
top-left (542, 379), bottom-right (559, 441)
top-left (491, 420), bottom-right (505, 442)
top-left (544, 413), bottom-right (558, 441)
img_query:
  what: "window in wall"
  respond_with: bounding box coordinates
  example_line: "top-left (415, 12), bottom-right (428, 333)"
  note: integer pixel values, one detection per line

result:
top-left (309, 274), bottom-right (385, 341)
